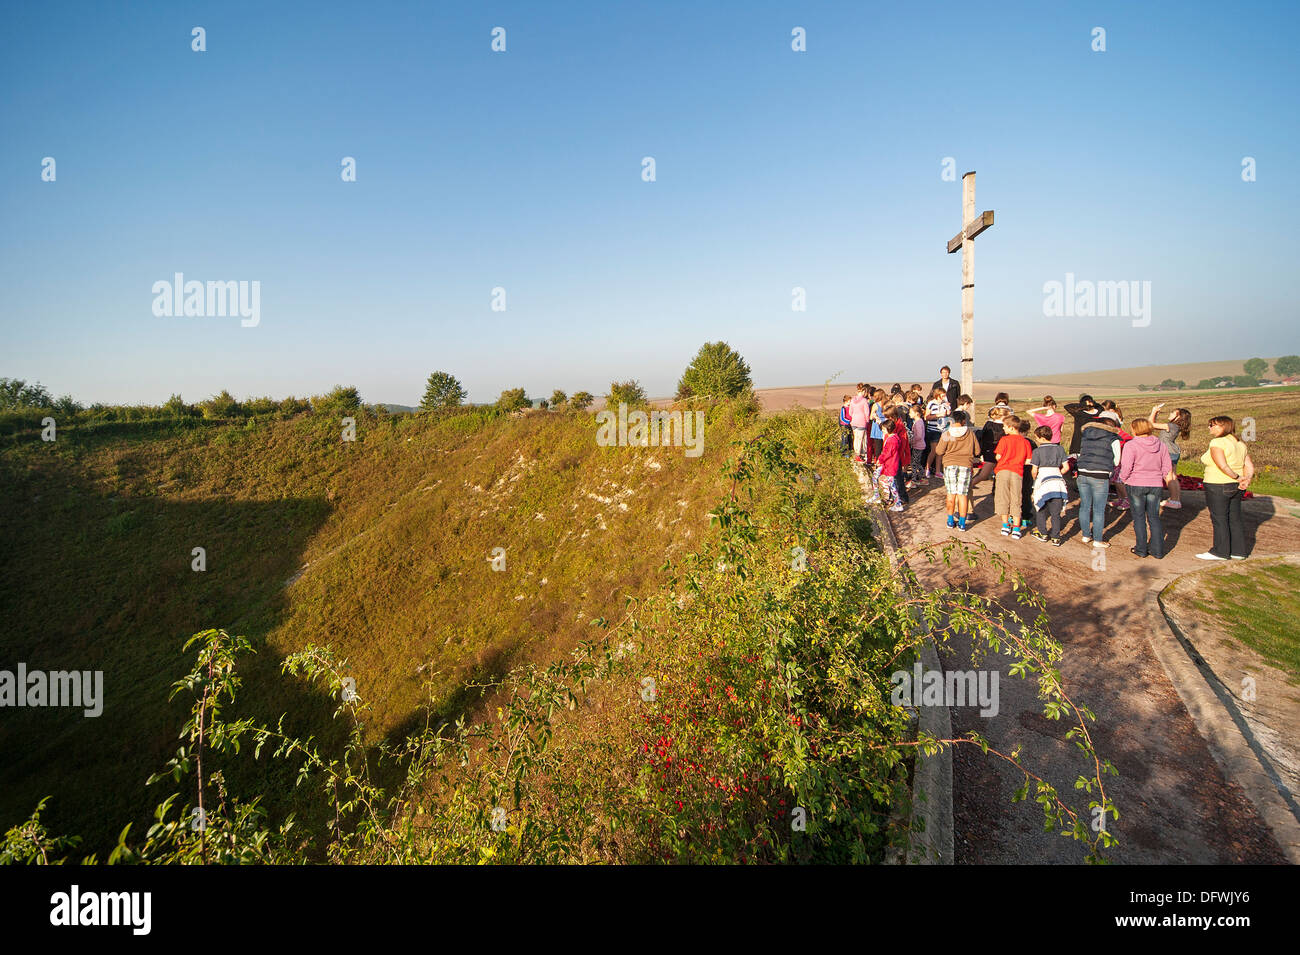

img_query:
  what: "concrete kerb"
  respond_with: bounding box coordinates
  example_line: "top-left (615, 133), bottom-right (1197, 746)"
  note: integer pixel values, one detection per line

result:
top-left (856, 468), bottom-right (955, 864)
top-left (1148, 578), bottom-right (1300, 863)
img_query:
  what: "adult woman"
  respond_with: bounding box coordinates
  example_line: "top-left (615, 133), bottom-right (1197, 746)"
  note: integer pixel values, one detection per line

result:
top-left (1118, 418), bottom-right (1175, 558)
top-left (1063, 394), bottom-right (1100, 456)
top-left (1196, 415), bottom-right (1254, 561)
top-left (1026, 396), bottom-right (1065, 444)
top-left (1075, 414), bottom-right (1121, 547)
top-left (1150, 404), bottom-right (1190, 509)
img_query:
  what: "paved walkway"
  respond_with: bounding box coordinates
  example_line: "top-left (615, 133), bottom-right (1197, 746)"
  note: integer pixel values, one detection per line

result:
top-left (883, 470), bottom-right (1299, 864)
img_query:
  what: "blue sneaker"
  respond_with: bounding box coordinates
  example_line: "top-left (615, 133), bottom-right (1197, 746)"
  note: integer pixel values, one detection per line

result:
top-left (947, 514), bottom-right (956, 528)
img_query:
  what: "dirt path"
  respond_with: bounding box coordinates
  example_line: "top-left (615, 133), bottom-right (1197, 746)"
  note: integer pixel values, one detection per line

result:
top-left (884, 472), bottom-right (1299, 864)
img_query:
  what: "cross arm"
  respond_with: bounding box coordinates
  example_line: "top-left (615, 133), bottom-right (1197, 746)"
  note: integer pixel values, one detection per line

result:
top-left (946, 210), bottom-right (995, 253)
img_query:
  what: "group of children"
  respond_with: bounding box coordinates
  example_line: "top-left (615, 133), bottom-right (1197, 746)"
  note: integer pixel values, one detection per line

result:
top-left (839, 383), bottom-right (1200, 550)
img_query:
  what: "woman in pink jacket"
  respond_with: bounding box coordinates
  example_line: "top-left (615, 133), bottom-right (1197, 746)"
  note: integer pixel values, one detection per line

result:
top-left (1118, 418), bottom-right (1175, 559)
top-left (849, 383), bottom-right (871, 463)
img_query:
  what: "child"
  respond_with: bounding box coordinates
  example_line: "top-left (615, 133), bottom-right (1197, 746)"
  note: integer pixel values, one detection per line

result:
top-left (923, 386), bottom-right (951, 481)
top-left (993, 414), bottom-right (1033, 538)
top-left (849, 384), bottom-right (871, 463)
top-left (1150, 404), bottom-right (1190, 509)
top-left (908, 403), bottom-right (928, 483)
top-left (1025, 396), bottom-right (1065, 444)
top-left (839, 395), bottom-right (853, 455)
top-left (1029, 425), bottom-right (1069, 545)
top-left (869, 389), bottom-right (888, 463)
top-left (877, 417), bottom-right (907, 512)
top-left (972, 405), bottom-right (1006, 491)
top-left (1018, 418), bottom-right (1037, 531)
top-left (934, 410), bottom-right (980, 530)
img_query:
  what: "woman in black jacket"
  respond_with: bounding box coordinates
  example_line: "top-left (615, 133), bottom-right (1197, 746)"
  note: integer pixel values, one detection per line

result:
top-left (1063, 394), bottom-right (1100, 456)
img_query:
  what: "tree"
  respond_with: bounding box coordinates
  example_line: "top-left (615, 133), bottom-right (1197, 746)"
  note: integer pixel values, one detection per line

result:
top-left (1243, 357), bottom-right (1268, 378)
top-left (570, 391), bottom-right (594, 412)
top-left (676, 341), bottom-right (753, 400)
top-left (1158, 378), bottom-right (1184, 390)
top-left (0, 378), bottom-right (53, 410)
top-left (608, 380), bottom-right (647, 407)
top-left (496, 387), bottom-right (530, 413)
top-left (1274, 355), bottom-right (1300, 378)
top-left (1137, 383), bottom-right (1149, 391)
top-left (549, 389), bottom-right (568, 408)
top-left (1232, 375), bottom-right (1258, 388)
top-left (420, 371), bottom-right (466, 411)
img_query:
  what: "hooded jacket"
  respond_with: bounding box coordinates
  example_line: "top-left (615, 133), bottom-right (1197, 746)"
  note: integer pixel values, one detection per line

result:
top-left (1076, 420), bottom-right (1121, 478)
top-left (849, 394), bottom-right (870, 428)
top-left (1119, 434), bottom-right (1172, 489)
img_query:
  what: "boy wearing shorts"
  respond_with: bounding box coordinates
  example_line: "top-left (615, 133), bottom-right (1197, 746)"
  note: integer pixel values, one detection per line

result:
top-left (934, 410), bottom-right (980, 531)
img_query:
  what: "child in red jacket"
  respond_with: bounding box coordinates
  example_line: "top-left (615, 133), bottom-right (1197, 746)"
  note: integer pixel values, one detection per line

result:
top-left (878, 417), bottom-right (910, 512)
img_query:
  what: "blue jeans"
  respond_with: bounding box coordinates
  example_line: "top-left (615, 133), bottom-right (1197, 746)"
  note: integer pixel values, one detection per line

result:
top-left (1128, 486), bottom-right (1164, 557)
top-left (1077, 475), bottom-right (1109, 541)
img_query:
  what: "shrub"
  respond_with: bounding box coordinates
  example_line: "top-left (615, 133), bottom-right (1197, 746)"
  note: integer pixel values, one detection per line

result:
top-left (496, 388), bottom-right (530, 413)
top-left (313, 385), bottom-right (362, 414)
top-left (607, 380), bottom-right (647, 407)
top-left (201, 390), bottom-right (241, 419)
top-left (0, 378), bottom-right (53, 411)
top-left (676, 341), bottom-right (753, 401)
top-left (549, 390), bottom-right (568, 408)
top-left (570, 391), bottom-right (594, 412)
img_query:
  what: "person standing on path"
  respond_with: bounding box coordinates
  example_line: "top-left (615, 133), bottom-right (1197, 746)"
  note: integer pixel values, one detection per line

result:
top-left (935, 410), bottom-right (980, 530)
top-left (1196, 415), bottom-right (1255, 561)
top-left (993, 414), bottom-right (1033, 538)
top-left (849, 384), bottom-right (871, 463)
top-left (1150, 404), bottom-right (1190, 509)
top-left (1029, 425), bottom-right (1069, 545)
top-left (838, 395), bottom-right (853, 455)
top-left (923, 386), bottom-right (951, 480)
top-left (932, 365), bottom-right (961, 412)
top-left (1075, 415), bottom-right (1121, 548)
top-left (1119, 418), bottom-right (1175, 559)
top-left (1063, 394), bottom-right (1100, 456)
top-left (1026, 396), bottom-right (1065, 444)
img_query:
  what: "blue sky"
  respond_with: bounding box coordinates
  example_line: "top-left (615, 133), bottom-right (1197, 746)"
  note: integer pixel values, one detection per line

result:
top-left (2, 0), bottom-right (1297, 405)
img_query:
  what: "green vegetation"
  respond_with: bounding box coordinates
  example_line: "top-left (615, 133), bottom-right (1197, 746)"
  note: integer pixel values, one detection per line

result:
top-left (607, 380), bottom-right (647, 407)
top-left (570, 391), bottom-right (594, 412)
top-left (1177, 561), bottom-right (1300, 684)
top-left (1275, 356), bottom-right (1300, 378)
top-left (495, 387), bottom-right (530, 413)
top-left (419, 371), bottom-right (466, 411)
top-left (1244, 358), bottom-right (1268, 379)
top-left (676, 341), bottom-right (753, 401)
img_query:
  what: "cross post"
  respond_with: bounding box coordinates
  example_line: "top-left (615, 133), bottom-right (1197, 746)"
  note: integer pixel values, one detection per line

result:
top-left (946, 171), bottom-right (994, 399)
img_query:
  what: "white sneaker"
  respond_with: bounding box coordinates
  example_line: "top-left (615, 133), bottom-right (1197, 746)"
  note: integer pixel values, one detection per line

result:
top-left (1230, 555), bottom-right (1246, 560)
top-left (1162, 500), bottom-right (1182, 509)
top-left (1195, 552), bottom-right (1226, 561)
top-left (889, 503), bottom-right (904, 512)
top-left (1081, 536), bottom-right (1091, 544)
top-left (1092, 540), bottom-right (1109, 549)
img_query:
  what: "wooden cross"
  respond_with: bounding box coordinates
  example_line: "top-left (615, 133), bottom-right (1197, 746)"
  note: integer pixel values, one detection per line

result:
top-left (945, 171), bottom-right (994, 399)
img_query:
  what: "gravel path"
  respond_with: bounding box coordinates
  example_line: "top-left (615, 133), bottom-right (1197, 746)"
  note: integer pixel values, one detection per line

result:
top-left (884, 472), bottom-right (1297, 864)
